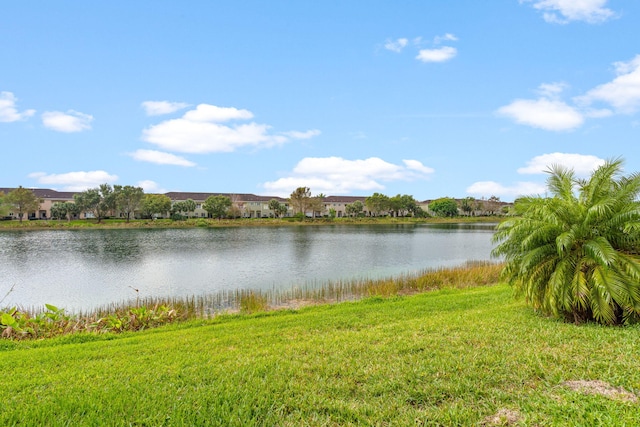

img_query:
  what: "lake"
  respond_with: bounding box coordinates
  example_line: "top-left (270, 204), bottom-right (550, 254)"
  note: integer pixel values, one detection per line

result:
top-left (0, 223), bottom-right (497, 311)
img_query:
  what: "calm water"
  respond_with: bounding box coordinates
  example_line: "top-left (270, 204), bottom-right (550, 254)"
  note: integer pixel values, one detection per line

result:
top-left (0, 224), bottom-right (497, 311)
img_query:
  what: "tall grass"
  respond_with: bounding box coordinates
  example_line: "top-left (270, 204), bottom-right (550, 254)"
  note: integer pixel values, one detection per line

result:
top-left (90, 260), bottom-right (501, 316)
top-left (1, 261), bottom-right (502, 339)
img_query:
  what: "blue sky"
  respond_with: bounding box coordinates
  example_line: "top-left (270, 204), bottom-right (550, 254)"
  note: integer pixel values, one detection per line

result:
top-left (1, 1), bottom-right (639, 201)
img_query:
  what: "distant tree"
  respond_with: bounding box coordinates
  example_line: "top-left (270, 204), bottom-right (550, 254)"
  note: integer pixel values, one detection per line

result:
top-left (429, 197), bottom-right (458, 217)
top-left (268, 199), bottom-right (288, 218)
top-left (114, 185), bottom-right (144, 222)
top-left (413, 206), bottom-right (428, 218)
top-left (229, 194), bottom-right (244, 219)
top-left (141, 194), bottom-right (172, 218)
top-left (277, 203), bottom-right (288, 218)
top-left (170, 201), bottom-right (187, 219)
top-left (288, 187), bottom-right (312, 216)
top-left (0, 191), bottom-right (7, 217)
top-left (389, 194), bottom-right (418, 217)
top-left (204, 195), bottom-right (232, 219)
top-left (345, 200), bottom-right (364, 217)
top-left (74, 184), bottom-right (114, 223)
top-left (388, 195), bottom-right (402, 217)
top-left (183, 199), bottom-right (196, 217)
top-left (268, 199), bottom-right (284, 218)
top-left (74, 189), bottom-right (100, 221)
top-left (459, 197), bottom-right (475, 216)
top-left (227, 204), bottom-right (242, 218)
top-left (309, 193), bottom-right (326, 218)
top-left (6, 186), bottom-right (41, 222)
top-left (365, 193), bottom-right (390, 216)
top-left (99, 183), bottom-right (116, 218)
top-left (51, 202), bottom-right (79, 221)
top-left (485, 196), bottom-right (502, 216)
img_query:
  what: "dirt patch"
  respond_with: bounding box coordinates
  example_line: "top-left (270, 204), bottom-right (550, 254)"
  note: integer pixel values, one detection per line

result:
top-left (562, 380), bottom-right (638, 403)
top-left (481, 408), bottom-right (522, 426)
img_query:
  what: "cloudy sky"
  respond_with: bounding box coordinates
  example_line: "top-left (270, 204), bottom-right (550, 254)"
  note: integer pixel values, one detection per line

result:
top-left (2, 1), bottom-right (639, 201)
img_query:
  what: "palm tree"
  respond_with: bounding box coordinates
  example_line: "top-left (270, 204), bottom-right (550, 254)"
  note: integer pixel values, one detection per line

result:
top-left (492, 158), bottom-right (640, 325)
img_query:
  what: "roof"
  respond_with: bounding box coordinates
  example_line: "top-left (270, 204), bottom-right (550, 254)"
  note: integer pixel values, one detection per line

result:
top-left (164, 192), bottom-right (288, 203)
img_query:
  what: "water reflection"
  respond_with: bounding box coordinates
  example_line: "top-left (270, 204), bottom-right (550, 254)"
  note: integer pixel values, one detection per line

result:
top-left (0, 224), bottom-right (497, 311)
top-left (73, 230), bottom-right (144, 263)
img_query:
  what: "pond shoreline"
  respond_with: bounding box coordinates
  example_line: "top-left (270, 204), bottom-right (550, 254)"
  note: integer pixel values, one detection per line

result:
top-left (0, 216), bottom-right (502, 231)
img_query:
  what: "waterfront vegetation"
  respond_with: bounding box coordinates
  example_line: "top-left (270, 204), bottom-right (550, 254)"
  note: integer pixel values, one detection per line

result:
top-left (1, 262), bottom-right (501, 339)
top-left (493, 159), bottom-right (640, 326)
top-left (0, 214), bottom-right (501, 230)
top-left (2, 283), bottom-right (640, 426)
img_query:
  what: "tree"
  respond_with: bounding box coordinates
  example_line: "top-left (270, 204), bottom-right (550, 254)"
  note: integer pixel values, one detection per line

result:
top-left (389, 194), bottom-right (418, 217)
top-left (268, 199), bottom-right (287, 218)
top-left (309, 194), bottom-right (325, 218)
top-left (288, 187), bottom-right (312, 216)
top-left (428, 197), bottom-right (458, 217)
top-left (345, 200), bottom-right (364, 217)
top-left (141, 194), bottom-right (172, 218)
top-left (183, 199), bottom-right (196, 217)
top-left (485, 195), bottom-right (502, 216)
top-left (492, 159), bottom-right (640, 325)
top-left (0, 191), bottom-right (8, 217)
top-left (50, 202), bottom-right (80, 221)
top-left (365, 193), bottom-right (390, 216)
top-left (460, 197), bottom-right (475, 216)
top-left (6, 186), bottom-right (41, 222)
top-left (114, 185), bottom-right (144, 222)
top-left (74, 184), bottom-right (114, 223)
top-left (203, 195), bottom-right (232, 219)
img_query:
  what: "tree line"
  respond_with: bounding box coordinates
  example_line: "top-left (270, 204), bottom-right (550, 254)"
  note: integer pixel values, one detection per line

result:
top-left (0, 185), bottom-right (236, 223)
top-left (0, 184), bottom-right (509, 223)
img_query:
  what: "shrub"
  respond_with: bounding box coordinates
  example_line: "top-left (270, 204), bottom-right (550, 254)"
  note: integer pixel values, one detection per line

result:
top-left (492, 159), bottom-right (640, 325)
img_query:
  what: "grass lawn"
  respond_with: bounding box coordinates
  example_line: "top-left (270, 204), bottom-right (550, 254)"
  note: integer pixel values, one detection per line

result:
top-left (2, 284), bottom-right (639, 426)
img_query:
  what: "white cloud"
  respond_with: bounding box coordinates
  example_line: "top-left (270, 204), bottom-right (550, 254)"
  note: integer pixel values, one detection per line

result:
top-left (182, 104), bottom-right (254, 122)
top-left (136, 180), bottom-right (167, 194)
top-left (142, 103), bottom-right (319, 154)
top-left (516, 153), bottom-right (605, 176)
top-left (466, 181), bottom-right (547, 199)
top-left (262, 157), bottom-right (434, 197)
top-left (467, 152), bottom-right (607, 200)
top-left (497, 98), bottom-right (584, 131)
top-left (433, 33), bottom-right (458, 44)
top-left (384, 38), bottom-right (408, 53)
top-left (141, 101), bottom-right (190, 116)
top-left (403, 159), bottom-right (435, 175)
top-left (416, 46), bottom-right (457, 63)
top-left (522, 0), bottom-right (615, 24)
top-left (28, 170), bottom-right (118, 191)
top-left (537, 82), bottom-right (567, 98)
top-left (280, 129), bottom-right (321, 139)
top-left (576, 55), bottom-right (640, 114)
top-left (128, 149), bottom-right (196, 167)
top-left (0, 91), bottom-right (35, 122)
top-left (498, 57), bottom-right (640, 131)
top-left (42, 110), bottom-right (93, 133)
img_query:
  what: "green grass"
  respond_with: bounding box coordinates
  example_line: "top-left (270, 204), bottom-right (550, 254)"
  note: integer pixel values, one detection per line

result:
top-left (0, 215), bottom-right (501, 230)
top-left (3, 285), bottom-right (639, 426)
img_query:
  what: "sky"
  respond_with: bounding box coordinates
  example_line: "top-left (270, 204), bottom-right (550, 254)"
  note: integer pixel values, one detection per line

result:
top-left (1, 1), bottom-right (639, 201)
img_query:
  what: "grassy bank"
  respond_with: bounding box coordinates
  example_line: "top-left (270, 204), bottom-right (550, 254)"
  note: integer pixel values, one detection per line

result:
top-left (0, 215), bottom-right (501, 230)
top-left (3, 285), bottom-right (640, 426)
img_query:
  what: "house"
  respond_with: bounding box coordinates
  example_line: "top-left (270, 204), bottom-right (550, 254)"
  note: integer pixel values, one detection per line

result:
top-left (164, 192), bottom-right (290, 218)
